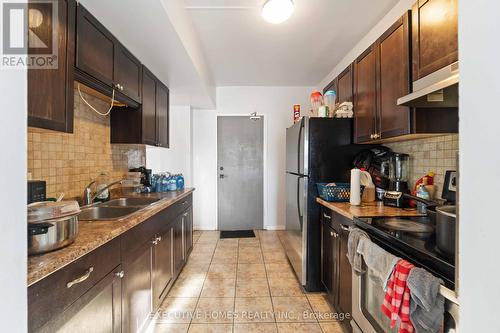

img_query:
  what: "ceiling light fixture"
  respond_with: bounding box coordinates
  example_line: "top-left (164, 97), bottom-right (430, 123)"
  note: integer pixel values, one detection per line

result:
top-left (262, 0), bottom-right (294, 24)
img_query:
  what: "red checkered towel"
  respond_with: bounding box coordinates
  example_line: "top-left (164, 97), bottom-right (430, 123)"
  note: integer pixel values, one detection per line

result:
top-left (381, 259), bottom-right (415, 333)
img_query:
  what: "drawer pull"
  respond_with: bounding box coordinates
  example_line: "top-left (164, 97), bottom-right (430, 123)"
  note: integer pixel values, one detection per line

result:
top-left (330, 231), bottom-right (334, 237)
top-left (183, 212), bottom-right (189, 217)
top-left (182, 201), bottom-right (188, 205)
top-left (115, 270), bottom-right (125, 279)
top-left (323, 213), bottom-right (331, 220)
top-left (157, 236), bottom-right (162, 243)
top-left (340, 225), bottom-right (350, 232)
top-left (67, 267), bottom-right (94, 289)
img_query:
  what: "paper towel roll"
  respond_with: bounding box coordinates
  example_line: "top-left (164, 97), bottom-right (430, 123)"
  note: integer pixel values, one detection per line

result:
top-left (350, 168), bottom-right (361, 206)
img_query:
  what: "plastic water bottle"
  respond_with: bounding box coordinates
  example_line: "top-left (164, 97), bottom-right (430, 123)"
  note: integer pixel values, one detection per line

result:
top-left (167, 175), bottom-right (178, 191)
top-left (176, 174), bottom-right (185, 190)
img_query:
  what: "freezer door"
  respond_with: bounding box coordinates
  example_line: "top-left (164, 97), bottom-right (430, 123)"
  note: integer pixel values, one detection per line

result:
top-left (283, 172), bottom-right (308, 285)
top-left (286, 118), bottom-right (308, 175)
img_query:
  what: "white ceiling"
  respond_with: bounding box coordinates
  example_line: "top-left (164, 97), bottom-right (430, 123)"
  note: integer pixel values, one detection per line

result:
top-left (185, 0), bottom-right (401, 86)
top-left (78, 0), bottom-right (401, 107)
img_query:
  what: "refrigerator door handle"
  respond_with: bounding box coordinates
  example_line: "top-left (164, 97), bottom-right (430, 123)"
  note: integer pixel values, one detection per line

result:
top-left (297, 118), bottom-right (303, 173)
top-left (296, 175), bottom-right (306, 230)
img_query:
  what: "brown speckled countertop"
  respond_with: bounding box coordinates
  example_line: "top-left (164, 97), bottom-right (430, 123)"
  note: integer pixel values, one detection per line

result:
top-left (28, 189), bottom-right (194, 286)
top-left (316, 197), bottom-right (424, 220)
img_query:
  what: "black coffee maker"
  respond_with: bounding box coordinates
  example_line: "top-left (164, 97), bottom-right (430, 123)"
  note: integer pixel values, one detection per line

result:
top-left (129, 167), bottom-right (152, 187)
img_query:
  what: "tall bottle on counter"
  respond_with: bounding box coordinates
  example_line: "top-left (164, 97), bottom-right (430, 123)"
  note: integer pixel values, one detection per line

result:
top-left (350, 168), bottom-right (361, 206)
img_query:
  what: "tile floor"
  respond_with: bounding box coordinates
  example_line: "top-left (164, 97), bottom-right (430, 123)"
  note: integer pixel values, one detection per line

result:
top-left (146, 230), bottom-right (346, 333)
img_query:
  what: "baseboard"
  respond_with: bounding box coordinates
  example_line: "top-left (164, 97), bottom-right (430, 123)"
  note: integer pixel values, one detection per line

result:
top-left (264, 225), bottom-right (285, 231)
top-left (193, 226), bottom-right (217, 231)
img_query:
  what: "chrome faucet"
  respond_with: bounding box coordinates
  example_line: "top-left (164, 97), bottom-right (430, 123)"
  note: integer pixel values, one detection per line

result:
top-left (83, 179), bottom-right (124, 206)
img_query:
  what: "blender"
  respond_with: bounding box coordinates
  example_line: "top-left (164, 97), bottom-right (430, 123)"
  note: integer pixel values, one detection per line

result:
top-left (385, 153), bottom-right (410, 193)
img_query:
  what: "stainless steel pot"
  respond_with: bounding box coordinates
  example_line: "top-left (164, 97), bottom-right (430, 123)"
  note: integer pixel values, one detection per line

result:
top-left (436, 205), bottom-right (456, 257)
top-left (28, 214), bottom-right (79, 255)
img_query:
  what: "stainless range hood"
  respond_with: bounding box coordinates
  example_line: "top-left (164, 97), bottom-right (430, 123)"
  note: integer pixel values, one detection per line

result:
top-left (397, 62), bottom-right (459, 108)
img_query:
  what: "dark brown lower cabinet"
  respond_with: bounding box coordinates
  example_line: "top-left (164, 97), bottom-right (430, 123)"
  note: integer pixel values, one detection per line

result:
top-left (173, 215), bottom-right (185, 276)
top-left (321, 207), bottom-right (353, 332)
top-left (38, 266), bottom-right (123, 333)
top-left (152, 227), bottom-right (173, 309)
top-left (183, 207), bottom-right (193, 257)
top-left (122, 240), bottom-right (153, 333)
top-left (29, 195), bottom-right (194, 333)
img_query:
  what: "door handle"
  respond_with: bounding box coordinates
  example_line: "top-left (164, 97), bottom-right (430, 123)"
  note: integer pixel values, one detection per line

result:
top-left (67, 267), bottom-right (94, 288)
top-left (323, 213), bottom-right (331, 220)
top-left (340, 225), bottom-right (350, 232)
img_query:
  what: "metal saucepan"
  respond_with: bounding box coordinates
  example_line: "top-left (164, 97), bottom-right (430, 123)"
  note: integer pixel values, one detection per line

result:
top-left (435, 205), bottom-right (456, 258)
top-left (28, 214), bottom-right (79, 255)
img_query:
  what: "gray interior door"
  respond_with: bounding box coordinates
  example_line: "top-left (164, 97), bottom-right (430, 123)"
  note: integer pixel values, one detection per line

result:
top-left (217, 116), bottom-right (264, 231)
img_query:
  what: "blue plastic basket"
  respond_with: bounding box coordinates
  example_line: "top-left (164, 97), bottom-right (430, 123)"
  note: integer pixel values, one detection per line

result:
top-left (316, 183), bottom-right (365, 202)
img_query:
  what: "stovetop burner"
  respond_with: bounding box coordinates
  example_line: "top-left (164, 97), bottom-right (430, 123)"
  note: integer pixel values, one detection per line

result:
top-left (354, 215), bottom-right (455, 289)
top-left (375, 218), bottom-right (434, 234)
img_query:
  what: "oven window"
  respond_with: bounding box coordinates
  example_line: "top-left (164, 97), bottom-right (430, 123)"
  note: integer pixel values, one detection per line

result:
top-left (361, 268), bottom-right (398, 333)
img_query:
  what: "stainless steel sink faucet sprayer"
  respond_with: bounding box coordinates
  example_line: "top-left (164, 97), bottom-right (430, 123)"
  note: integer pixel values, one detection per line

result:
top-left (83, 179), bottom-right (124, 206)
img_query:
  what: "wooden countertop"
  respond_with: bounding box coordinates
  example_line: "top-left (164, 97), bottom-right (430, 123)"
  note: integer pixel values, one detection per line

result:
top-left (316, 197), bottom-right (424, 220)
top-left (28, 189), bottom-right (194, 286)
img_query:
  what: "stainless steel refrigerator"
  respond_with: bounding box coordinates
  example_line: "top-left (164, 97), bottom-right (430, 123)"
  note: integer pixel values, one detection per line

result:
top-left (282, 117), bottom-right (371, 291)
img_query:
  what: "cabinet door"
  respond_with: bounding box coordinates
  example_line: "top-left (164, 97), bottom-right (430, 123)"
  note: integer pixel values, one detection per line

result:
top-left (38, 266), bottom-right (122, 333)
top-left (337, 64), bottom-right (354, 104)
top-left (76, 5), bottom-right (115, 86)
top-left (142, 67), bottom-right (157, 146)
top-left (114, 44), bottom-right (141, 103)
top-left (321, 221), bottom-right (334, 296)
top-left (122, 241), bottom-right (153, 333)
top-left (354, 45), bottom-right (378, 143)
top-left (183, 208), bottom-right (193, 257)
top-left (152, 228), bottom-right (173, 309)
top-left (337, 224), bottom-right (352, 318)
top-left (156, 82), bottom-right (170, 148)
top-left (412, 0), bottom-right (458, 80)
top-left (28, 0), bottom-right (75, 133)
top-left (173, 216), bottom-right (185, 276)
top-left (377, 13), bottom-right (411, 139)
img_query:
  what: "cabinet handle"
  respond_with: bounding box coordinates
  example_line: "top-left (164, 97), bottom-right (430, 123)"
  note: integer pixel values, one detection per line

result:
top-left (157, 236), bottom-right (162, 243)
top-left (67, 267), bottom-right (94, 288)
top-left (182, 201), bottom-right (188, 206)
top-left (330, 231), bottom-right (334, 237)
top-left (370, 134), bottom-right (374, 139)
top-left (333, 232), bottom-right (339, 238)
top-left (340, 225), bottom-right (350, 232)
top-left (183, 212), bottom-right (188, 217)
top-left (115, 270), bottom-right (125, 278)
top-left (323, 213), bottom-right (331, 220)
top-left (152, 237), bottom-right (158, 245)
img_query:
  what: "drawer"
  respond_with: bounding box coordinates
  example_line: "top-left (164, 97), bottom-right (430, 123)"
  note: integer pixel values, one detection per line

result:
top-left (321, 207), bottom-right (353, 232)
top-left (28, 238), bottom-right (120, 332)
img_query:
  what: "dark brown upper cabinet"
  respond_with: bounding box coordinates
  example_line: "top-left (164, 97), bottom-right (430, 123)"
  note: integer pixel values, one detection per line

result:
top-left (111, 65), bottom-right (169, 147)
top-left (412, 0), bottom-right (458, 80)
top-left (114, 44), bottom-right (142, 103)
top-left (377, 12), bottom-right (411, 139)
top-left (156, 81), bottom-right (170, 148)
top-left (322, 64), bottom-right (353, 105)
top-left (141, 68), bottom-right (157, 146)
top-left (76, 4), bottom-right (114, 86)
top-left (354, 45), bottom-right (378, 143)
top-left (28, 0), bottom-right (76, 133)
top-left (75, 4), bottom-right (141, 106)
top-left (337, 64), bottom-right (354, 104)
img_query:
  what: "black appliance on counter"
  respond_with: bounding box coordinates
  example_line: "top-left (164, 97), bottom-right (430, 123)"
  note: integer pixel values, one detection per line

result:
top-left (28, 180), bottom-right (46, 204)
top-left (129, 167), bottom-right (152, 187)
top-left (282, 117), bottom-right (378, 291)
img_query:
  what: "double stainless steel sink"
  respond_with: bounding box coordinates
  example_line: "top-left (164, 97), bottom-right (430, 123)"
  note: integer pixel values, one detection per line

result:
top-left (79, 197), bottom-right (160, 221)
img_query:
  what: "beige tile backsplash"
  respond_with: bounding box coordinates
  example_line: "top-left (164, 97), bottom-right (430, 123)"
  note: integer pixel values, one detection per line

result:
top-left (385, 134), bottom-right (459, 199)
top-left (28, 89), bottom-right (145, 199)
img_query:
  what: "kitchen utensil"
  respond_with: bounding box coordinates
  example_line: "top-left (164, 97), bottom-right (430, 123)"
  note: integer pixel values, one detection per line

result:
top-left (28, 200), bottom-right (80, 255)
top-left (436, 205), bottom-right (456, 257)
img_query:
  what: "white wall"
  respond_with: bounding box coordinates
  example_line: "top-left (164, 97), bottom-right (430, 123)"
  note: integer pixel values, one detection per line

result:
top-left (192, 86), bottom-right (313, 230)
top-left (0, 70), bottom-right (27, 329)
top-left (318, 0), bottom-right (415, 89)
top-left (146, 105), bottom-right (193, 186)
top-left (458, 0), bottom-right (500, 331)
